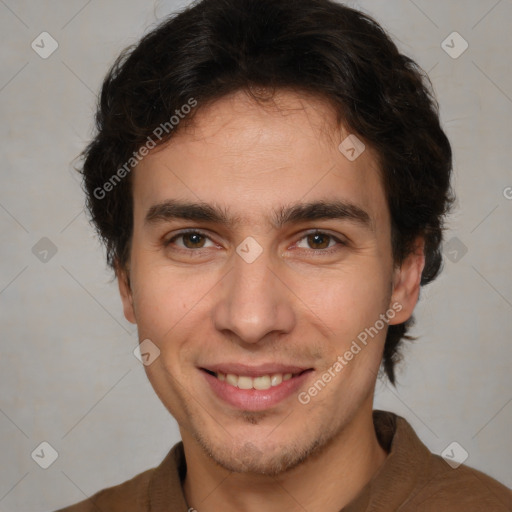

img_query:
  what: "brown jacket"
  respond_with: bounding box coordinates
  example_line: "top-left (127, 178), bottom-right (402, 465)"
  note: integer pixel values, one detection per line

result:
top-left (56, 410), bottom-right (512, 511)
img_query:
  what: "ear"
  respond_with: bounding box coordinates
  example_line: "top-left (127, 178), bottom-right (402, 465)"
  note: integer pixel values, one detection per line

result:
top-left (388, 237), bottom-right (425, 325)
top-left (116, 262), bottom-right (137, 325)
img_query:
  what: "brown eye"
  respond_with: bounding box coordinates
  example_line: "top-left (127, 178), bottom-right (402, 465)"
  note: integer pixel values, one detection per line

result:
top-left (294, 231), bottom-right (345, 253)
top-left (306, 233), bottom-right (331, 249)
top-left (181, 232), bottom-right (206, 248)
top-left (165, 231), bottom-right (215, 250)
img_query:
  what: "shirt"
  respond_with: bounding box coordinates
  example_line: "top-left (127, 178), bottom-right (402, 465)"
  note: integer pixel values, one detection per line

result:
top-left (56, 410), bottom-right (512, 511)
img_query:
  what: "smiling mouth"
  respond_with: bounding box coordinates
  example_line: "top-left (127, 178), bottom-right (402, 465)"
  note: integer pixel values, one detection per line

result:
top-left (201, 368), bottom-right (312, 391)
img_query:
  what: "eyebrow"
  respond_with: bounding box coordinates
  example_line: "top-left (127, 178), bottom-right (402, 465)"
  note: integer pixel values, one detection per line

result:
top-left (144, 199), bottom-right (373, 231)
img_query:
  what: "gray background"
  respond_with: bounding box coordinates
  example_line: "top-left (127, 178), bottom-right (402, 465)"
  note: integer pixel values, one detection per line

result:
top-left (0, 0), bottom-right (511, 510)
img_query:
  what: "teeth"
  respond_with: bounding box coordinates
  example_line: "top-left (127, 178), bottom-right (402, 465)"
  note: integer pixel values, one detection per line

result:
top-left (253, 375), bottom-right (271, 390)
top-left (270, 374), bottom-right (282, 386)
top-left (226, 374), bottom-right (238, 387)
top-left (216, 371), bottom-right (298, 390)
top-left (237, 376), bottom-right (253, 390)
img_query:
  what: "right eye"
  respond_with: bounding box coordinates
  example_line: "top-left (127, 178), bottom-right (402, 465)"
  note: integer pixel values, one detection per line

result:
top-left (164, 230), bottom-right (217, 250)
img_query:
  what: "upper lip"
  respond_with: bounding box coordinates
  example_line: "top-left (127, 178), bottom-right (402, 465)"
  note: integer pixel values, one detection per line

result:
top-left (201, 363), bottom-right (313, 377)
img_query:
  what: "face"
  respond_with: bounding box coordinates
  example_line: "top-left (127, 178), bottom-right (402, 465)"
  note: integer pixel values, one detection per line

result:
top-left (118, 90), bottom-right (422, 475)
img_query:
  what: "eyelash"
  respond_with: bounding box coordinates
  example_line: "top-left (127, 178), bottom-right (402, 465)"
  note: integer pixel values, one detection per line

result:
top-left (164, 229), bottom-right (346, 255)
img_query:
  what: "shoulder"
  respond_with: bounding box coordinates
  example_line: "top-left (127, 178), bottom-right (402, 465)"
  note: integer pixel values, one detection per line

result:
top-left (407, 454), bottom-right (512, 511)
top-left (371, 411), bottom-right (511, 511)
top-left (54, 467), bottom-right (155, 512)
top-left (54, 441), bottom-right (187, 512)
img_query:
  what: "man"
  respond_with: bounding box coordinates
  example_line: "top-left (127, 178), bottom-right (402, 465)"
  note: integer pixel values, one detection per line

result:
top-left (58, 0), bottom-right (511, 510)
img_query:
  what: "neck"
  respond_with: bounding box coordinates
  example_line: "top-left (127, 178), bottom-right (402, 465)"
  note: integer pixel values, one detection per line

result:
top-left (182, 404), bottom-right (388, 512)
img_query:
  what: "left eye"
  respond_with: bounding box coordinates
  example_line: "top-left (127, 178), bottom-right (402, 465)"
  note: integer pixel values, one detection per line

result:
top-left (295, 232), bottom-right (341, 250)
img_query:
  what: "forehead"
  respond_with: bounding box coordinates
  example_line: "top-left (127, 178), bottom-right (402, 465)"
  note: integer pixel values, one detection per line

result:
top-left (132, 89), bottom-right (389, 230)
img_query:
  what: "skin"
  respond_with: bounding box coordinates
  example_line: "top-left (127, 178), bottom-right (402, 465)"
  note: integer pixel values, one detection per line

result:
top-left (117, 89), bottom-right (425, 512)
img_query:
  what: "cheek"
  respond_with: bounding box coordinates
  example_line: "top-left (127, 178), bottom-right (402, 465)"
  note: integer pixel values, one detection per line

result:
top-left (129, 260), bottom-right (218, 345)
top-left (130, 264), bottom-right (178, 338)
top-left (288, 261), bottom-right (391, 336)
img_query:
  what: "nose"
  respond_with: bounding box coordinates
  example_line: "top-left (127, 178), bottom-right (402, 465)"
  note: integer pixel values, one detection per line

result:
top-left (212, 248), bottom-right (296, 345)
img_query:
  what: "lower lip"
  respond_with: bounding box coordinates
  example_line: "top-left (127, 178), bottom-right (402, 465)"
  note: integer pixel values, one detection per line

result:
top-left (202, 370), bottom-right (313, 411)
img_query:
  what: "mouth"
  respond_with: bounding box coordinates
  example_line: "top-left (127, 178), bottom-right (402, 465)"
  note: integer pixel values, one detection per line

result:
top-left (199, 365), bottom-right (314, 410)
top-left (201, 368), bottom-right (310, 390)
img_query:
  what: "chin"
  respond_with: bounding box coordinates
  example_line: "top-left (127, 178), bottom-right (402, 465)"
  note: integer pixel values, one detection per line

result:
top-left (192, 423), bottom-right (331, 476)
